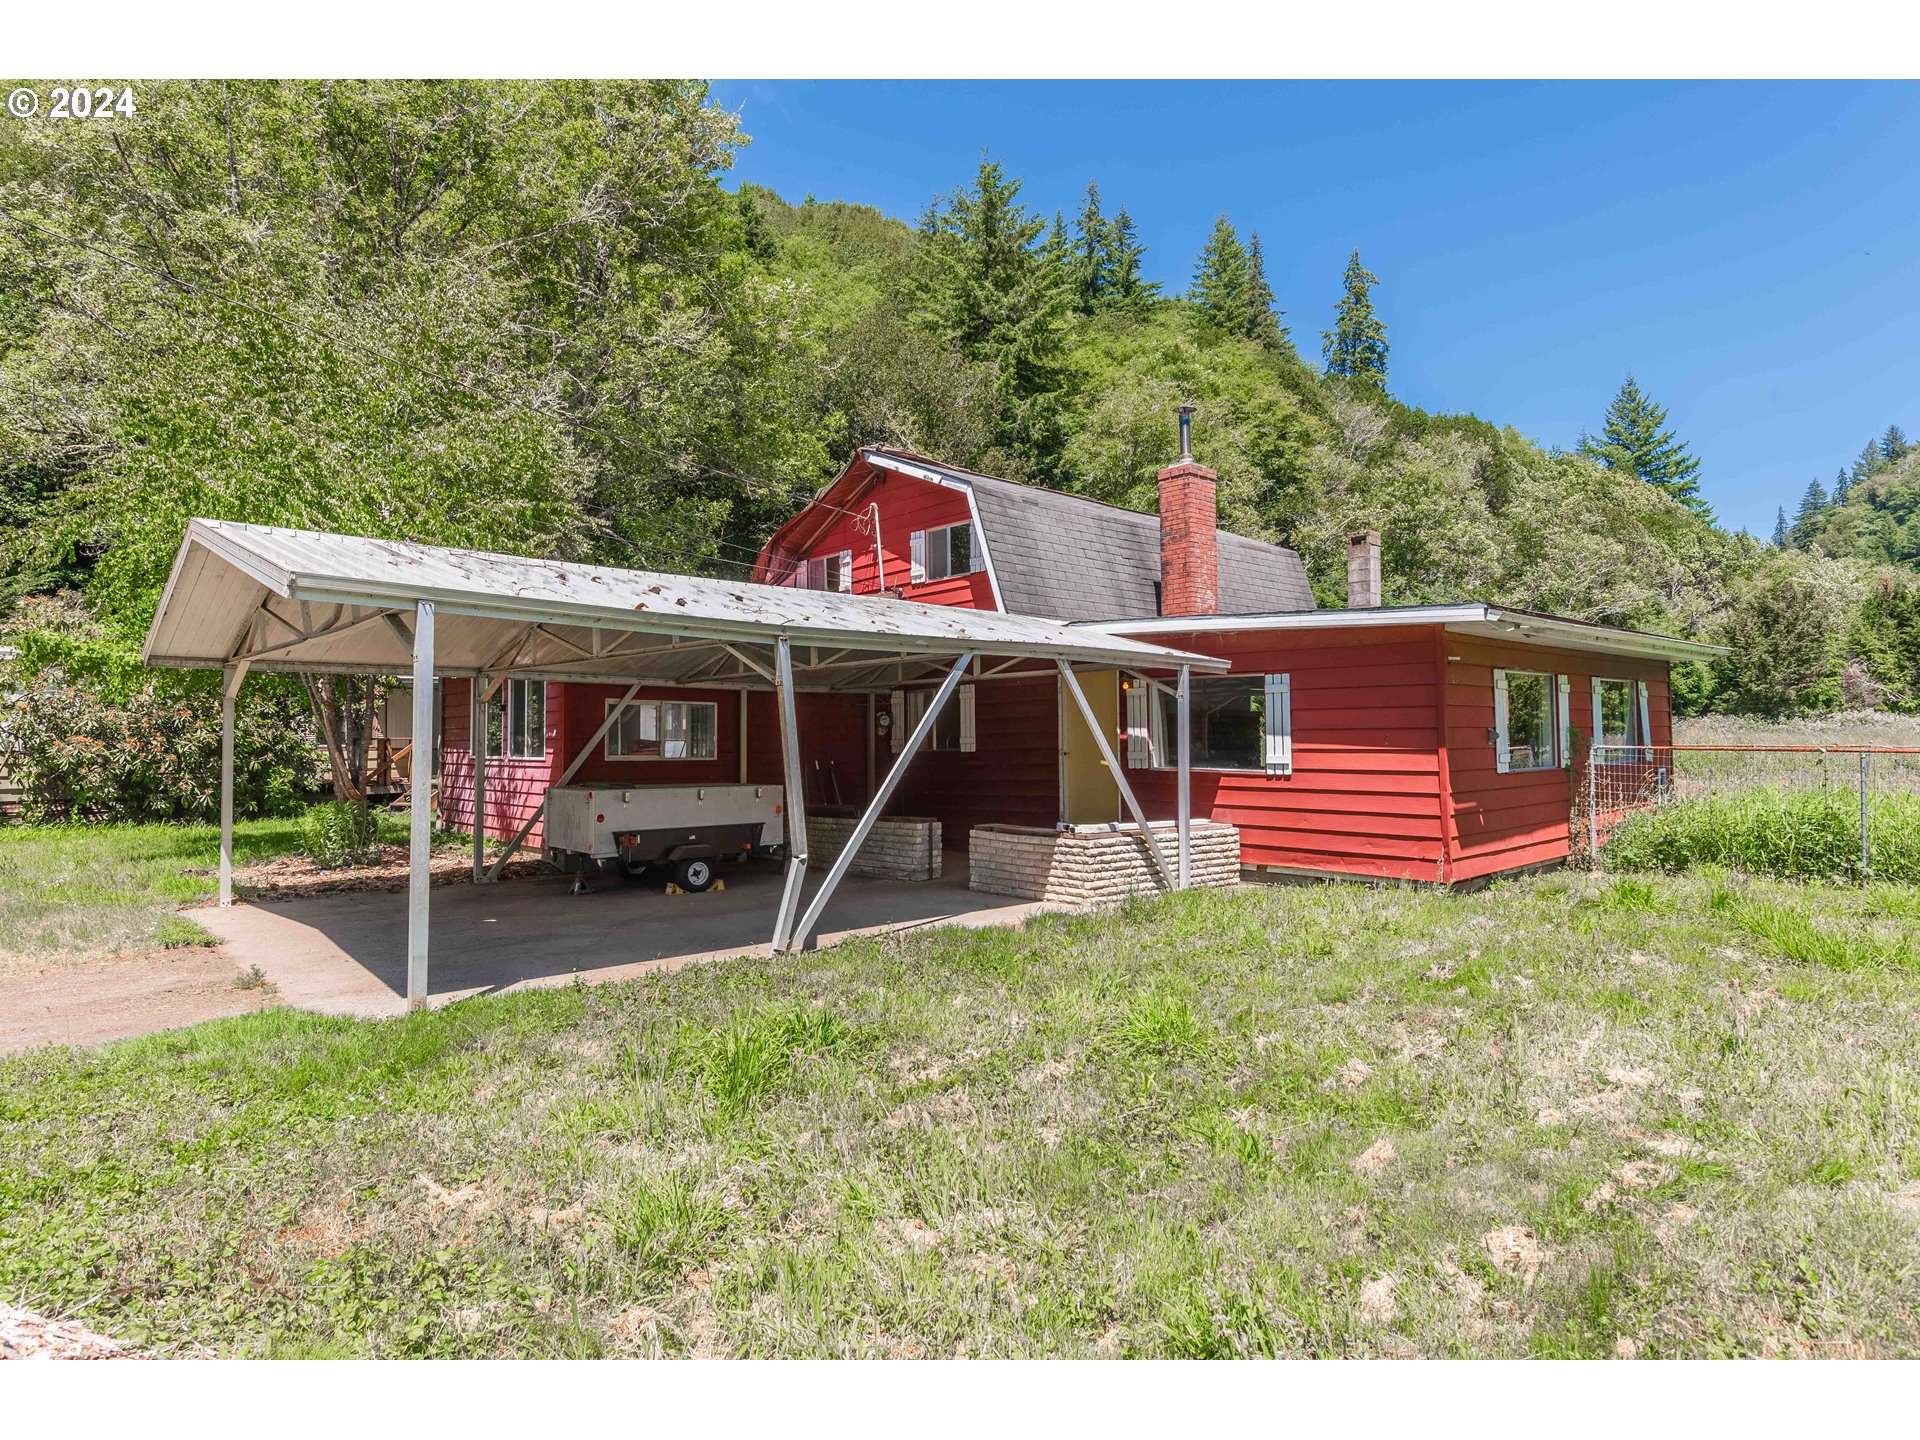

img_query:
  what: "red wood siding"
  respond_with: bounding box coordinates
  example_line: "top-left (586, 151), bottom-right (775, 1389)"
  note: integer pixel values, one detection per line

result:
top-left (764, 473), bottom-right (995, 610)
top-left (892, 674), bottom-right (1059, 839)
top-left (561, 683), bottom-right (749, 790)
top-left (1126, 627), bottom-right (1449, 883)
top-left (439, 677), bottom-right (562, 846)
top-left (742, 690), bottom-right (874, 810)
top-left (1443, 636), bottom-right (1672, 882)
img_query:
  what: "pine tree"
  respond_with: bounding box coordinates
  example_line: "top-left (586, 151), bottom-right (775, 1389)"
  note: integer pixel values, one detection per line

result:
top-left (1577, 374), bottom-right (1707, 515)
top-left (1044, 209), bottom-right (1072, 269)
top-left (1104, 207), bottom-right (1158, 314)
top-left (1189, 215), bottom-right (1251, 333)
top-left (1772, 506), bottom-right (1790, 548)
top-left (1832, 466), bottom-right (1853, 505)
top-left (1882, 424), bottom-right (1909, 463)
top-left (1788, 477), bottom-right (1829, 548)
top-left (1243, 231), bottom-right (1288, 350)
top-left (913, 159), bottom-right (1071, 470)
top-left (1070, 181), bottom-right (1108, 314)
top-left (1321, 249), bottom-right (1389, 389)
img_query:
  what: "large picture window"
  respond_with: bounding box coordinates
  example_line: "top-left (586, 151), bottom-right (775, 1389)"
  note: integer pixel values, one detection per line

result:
top-left (605, 699), bottom-right (718, 761)
top-left (483, 679), bottom-right (546, 760)
top-left (1495, 670), bottom-right (1559, 772)
top-left (911, 522), bottom-right (983, 582)
top-left (1592, 677), bottom-right (1647, 750)
top-left (1125, 672), bottom-right (1292, 776)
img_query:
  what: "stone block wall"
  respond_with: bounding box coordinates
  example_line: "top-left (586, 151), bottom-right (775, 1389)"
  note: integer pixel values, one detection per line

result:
top-left (968, 821), bottom-right (1240, 903)
top-left (806, 813), bottom-right (942, 883)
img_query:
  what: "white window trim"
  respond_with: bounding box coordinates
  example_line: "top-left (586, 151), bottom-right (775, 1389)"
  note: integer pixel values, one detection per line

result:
top-left (1492, 668), bottom-right (1561, 774)
top-left (483, 678), bottom-right (546, 761)
top-left (907, 521), bottom-right (984, 585)
top-left (602, 697), bottom-right (720, 762)
top-left (1590, 677), bottom-right (1652, 757)
top-left (1134, 672), bottom-right (1291, 776)
top-left (888, 684), bottom-right (974, 752)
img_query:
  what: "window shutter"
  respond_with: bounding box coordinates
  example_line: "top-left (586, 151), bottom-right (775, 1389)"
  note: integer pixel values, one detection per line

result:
top-left (1492, 669), bottom-right (1511, 774)
top-left (1263, 673), bottom-right (1293, 776)
top-left (837, 549), bottom-right (853, 593)
top-left (1591, 681), bottom-right (1605, 756)
top-left (1124, 681), bottom-right (1150, 767)
top-left (1637, 680), bottom-right (1652, 752)
top-left (1558, 675), bottom-right (1573, 768)
top-left (889, 689), bottom-right (905, 754)
top-left (968, 523), bottom-right (986, 574)
top-left (958, 684), bottom-right (977, 753)
top-left (909, 531), bottom-right (926, 584)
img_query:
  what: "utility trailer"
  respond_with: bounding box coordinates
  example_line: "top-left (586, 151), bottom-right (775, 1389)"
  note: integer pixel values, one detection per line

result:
top-left (543, 783), bottom-right (785, 892)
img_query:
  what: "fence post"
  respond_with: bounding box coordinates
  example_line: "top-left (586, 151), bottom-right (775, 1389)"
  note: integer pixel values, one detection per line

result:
top-left (1587, 755), bottom-right (1599, 868)
top-left (1859, 749), bottom-right (1870, 887)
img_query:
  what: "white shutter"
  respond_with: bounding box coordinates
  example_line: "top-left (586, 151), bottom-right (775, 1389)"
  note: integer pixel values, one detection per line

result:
top-left (837, 549), bottom-right (853, 593)
top-left (958, 684), bottom-right (976, 753)
top-left (1493, 669), bottom-right (1511, 774)
top-left (909, 530), bottom-right (926, 584)
top-left (1124, 680), bottom-right (1150, 767)
top-left (1591, 681), bottom-right (1606, 756)
top-left (1558, 675), bottom-right (1573, 768)
top-left (1637, 680), bottom-right (1652, 753)
top-left (1263, 673), bottom-right (1293, 776)
top-left (889, 689), bottom-right (905, 754)
top-left (968, 523), bottom-right (986, 573)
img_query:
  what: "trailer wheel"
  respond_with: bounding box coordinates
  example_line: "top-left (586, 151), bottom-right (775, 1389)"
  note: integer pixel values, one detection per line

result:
top-left (673, 858), bottom-right (715, 893)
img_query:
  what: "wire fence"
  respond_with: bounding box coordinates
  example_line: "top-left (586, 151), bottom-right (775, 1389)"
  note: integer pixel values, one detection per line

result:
top-left (1575, 744), bottom-right (1920, 883)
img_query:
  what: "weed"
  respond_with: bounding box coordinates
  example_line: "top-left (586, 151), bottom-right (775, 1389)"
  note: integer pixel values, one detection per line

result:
top-left (604, 1173), bottom-right (729, 1279)
top-left (231, 964), bottom-right (272, 991)
top-left (156, 915), bottom-right (216, 949)
top-left (1114, 990), bottom-right (1210, 1059)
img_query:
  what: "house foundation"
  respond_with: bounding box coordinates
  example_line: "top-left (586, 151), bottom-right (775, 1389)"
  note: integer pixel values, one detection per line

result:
top-left (969, 821), bottom-right (1240, 904)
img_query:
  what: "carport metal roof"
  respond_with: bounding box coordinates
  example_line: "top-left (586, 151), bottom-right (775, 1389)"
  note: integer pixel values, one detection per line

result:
top-left (144, 519), bottom-right (1227, 687)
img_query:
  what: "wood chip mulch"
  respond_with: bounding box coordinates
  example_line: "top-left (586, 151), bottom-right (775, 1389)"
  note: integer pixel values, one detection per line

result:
top-left (0, 1303), bottom-right (141, 1360)
top-left (191, 846), bottom-right (554, 902)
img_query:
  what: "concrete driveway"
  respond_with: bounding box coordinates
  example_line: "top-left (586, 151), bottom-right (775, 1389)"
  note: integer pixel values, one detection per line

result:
top-left (193, 854), bottom-right (1063, 1018)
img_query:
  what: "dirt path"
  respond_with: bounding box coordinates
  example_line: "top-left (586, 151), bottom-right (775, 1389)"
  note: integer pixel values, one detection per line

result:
top-left (0, 949), bottom-right (273, 1056)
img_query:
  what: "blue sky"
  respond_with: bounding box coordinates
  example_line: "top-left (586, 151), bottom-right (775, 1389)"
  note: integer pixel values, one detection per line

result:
top-left (711, 80), bottom-right (1920, 537)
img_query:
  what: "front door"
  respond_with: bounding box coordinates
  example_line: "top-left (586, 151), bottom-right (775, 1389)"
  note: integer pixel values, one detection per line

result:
top-left (1060, 669), bottom-right (1122, 824)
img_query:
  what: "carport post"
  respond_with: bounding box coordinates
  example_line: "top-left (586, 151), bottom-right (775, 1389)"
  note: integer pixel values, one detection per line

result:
top-left (770, 636), bottom-right (810, 953)
top-left (1057, 661), bottom-right (1178, 891)
top-left (407, 600), bottom-right (435, 1009)
top-left (783, 651), bottom-right (975, 955)
top-left (471, 673), bottom-right (488, 882)
top-left (218, 660), bottom-right (249, 907)
top-left (1176, 664), bottom-right (1192, 889)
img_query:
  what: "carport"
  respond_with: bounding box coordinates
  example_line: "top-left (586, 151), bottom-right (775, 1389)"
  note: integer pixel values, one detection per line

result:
top-left (143, 520), bottom-right (1226, 1008)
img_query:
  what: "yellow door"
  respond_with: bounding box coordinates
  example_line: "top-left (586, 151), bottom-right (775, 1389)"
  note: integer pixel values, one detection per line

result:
top-left (1061, 669), bottom-right (1122, 824)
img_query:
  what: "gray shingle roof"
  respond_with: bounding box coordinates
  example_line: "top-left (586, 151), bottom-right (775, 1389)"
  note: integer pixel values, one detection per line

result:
top-left (962, 469), bottom-right (1316, 621)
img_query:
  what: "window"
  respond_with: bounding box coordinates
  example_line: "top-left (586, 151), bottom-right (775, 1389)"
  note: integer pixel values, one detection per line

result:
top-left (910, 522), bottom-right (984, 583)
top-left (1591, 678), bottom-right (1648, 752)
top-left (605, 699), bottom-right (718, 760)
top-left (888, 685), bottom-right (976, 753)
top-left (1494, 670), bottom-right (1566, 773)
top-left (799, 550), bottom-right (853, 592)
top-left (1126, 673), bottom-right (1292, 776)
top-left (484, 679), bottom-right (546, 760)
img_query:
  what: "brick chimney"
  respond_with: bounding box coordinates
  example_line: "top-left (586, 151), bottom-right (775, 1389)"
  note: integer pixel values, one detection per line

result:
top-left (1346, 530), bottom-right (1382, 609)
top-left (1158, 404), bottom-right (1219, 616)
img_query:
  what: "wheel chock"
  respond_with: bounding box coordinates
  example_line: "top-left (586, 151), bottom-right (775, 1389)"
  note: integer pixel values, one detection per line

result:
top-left (665, 883), bottom-right (685, 895)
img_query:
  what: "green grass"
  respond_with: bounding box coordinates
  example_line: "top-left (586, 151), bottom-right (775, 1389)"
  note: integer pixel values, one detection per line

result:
top-left (4, 871), bottom-right (1920, 1357)
top-left (0, 811), bottom-right (444, 970)
top-left (1603, 789), bottom-right (1920, 884)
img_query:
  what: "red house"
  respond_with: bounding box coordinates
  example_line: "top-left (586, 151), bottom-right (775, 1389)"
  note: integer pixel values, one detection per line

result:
top-left (442, 442), bottom-right (1715, 887)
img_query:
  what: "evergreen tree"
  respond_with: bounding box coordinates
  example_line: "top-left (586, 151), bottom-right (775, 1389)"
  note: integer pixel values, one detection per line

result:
top-left (1321, 249), bottom-right (1389, 390)
top-left (1772, 506), bottom-right (1790, 548)
top-left (1788, 477), bottom-right (1829, 548)
top-left (1853, 441), bottom-right (1882, 483)
top-left (913, 159), bottom-right (1072, 472)
top-left (1243, 231), bottom-right (1288, 350)
top-left (1044, 209), bottom-right (1072, 269)
top-left (1577, 374), bottom-right (1707, 515)
top-left (1104, 207), bottom-right (1158, 314)
top-left (1071, 181), bottom-right (1108, 315)
top-left (1832, 467), bottom-right (1853, 505)
top-left (1882, 424), bottom-right (1910, 463)
top-left (1189, 215), bottom-right (1251, 333)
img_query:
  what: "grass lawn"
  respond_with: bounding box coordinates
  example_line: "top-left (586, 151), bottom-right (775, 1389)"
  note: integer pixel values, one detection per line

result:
top-left (4, 869), bottom-right (1919, 1357)
top-left (0, 813), bottom-right (443, 973)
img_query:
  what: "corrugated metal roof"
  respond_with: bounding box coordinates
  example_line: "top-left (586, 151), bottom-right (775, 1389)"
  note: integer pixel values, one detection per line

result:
top-left (142, 520), bottom-right (1227, 687)
top-left (864, 449), bottom-right (1316, 620)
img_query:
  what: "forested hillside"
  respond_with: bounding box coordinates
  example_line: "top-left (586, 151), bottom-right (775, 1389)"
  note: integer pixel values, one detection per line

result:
top-left (1, 78), bottom-right (1916, 805)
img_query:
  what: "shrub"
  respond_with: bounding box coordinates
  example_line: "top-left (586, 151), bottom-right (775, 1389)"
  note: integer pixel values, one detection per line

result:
top-left (1604, 789), bottom-right (1920, 884)
top-left (299, 800), bottom-right (382, 868)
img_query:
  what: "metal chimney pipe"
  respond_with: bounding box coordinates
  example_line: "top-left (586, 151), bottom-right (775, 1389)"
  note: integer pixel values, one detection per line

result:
top-left (1177, 402), bottom-right (1195, 461)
